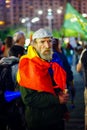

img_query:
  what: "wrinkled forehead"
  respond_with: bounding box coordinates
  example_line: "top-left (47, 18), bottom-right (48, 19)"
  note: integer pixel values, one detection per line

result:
top-left (36, 37), bottom-right (52, 42)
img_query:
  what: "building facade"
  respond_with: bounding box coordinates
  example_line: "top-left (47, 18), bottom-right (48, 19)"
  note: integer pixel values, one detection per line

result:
top-left (0, 0), bottom-right (87, 31)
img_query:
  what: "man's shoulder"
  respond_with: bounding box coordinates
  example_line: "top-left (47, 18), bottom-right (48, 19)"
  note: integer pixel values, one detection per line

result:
top-left (80, 49), bottom-right (87, 65)
top-left (81, 48), bottom-right (87, 54)
top-left (80, 48), bottom-right (87, 58)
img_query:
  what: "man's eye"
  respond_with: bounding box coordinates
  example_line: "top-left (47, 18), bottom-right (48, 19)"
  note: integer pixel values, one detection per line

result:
top-left (40, 41), bottom-right (45, 44)
top-left (48, 40), bottom-right (52, 43)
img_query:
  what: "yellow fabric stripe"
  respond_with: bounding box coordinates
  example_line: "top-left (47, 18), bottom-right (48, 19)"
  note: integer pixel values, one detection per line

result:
top-left (19, 45), bottom-right (39, 61)
top-left (17, 70), bottom-right (20, 83)
top-left (27, 45), bottom-right (39, 59)
top-left (17, 45), bottom-right (38, 83)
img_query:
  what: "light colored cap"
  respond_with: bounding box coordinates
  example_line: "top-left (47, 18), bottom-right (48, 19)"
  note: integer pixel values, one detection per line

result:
top-left (32, 28), bottom-right (53, 40)
top-left (13, 31), bottom-right (25, 42)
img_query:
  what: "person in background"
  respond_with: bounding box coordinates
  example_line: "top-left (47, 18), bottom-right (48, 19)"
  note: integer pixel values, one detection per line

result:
top-left (13, 31), bottom-right (26, 48)
top-left (52, 38), bottom-right (75, 107)
top-left (64, 41), bottom-right (74, 65)
top-left (76, 43), bottom-right (87, 130)
top-left (0, 45), bottom-right (26, 130)
top-left (9, 45), bottom-right (25, 85)
top-left (3, 36), bottom-right (14, 57)
top-left (17, 28), bottom-right (69, 130)
top-left (74, 37), bottom-right (83, 64)
top-left (0, 40), bottom-right (3, 59)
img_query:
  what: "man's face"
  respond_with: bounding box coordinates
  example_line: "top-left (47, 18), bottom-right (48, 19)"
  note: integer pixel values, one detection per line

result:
top-left (34, 37), bottom-right (53, 61)
top-left (19, 35), bottom-right (25, 46)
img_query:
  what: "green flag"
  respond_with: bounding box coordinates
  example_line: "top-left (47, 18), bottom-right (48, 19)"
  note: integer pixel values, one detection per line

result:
top-left (52, 29), bottom-right (61, 38)
top-left (62, 3), bottom-right (87, 39)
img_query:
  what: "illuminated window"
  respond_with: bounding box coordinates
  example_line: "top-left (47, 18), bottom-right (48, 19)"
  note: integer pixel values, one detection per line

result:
top-left (0, 21), bottom-right (5, 25)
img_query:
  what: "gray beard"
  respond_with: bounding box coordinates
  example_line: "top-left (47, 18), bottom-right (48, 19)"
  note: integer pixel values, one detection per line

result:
top-left (38, 50), bottom-right (53, 61)
top-left (40, 54), bottom-right (52, 61)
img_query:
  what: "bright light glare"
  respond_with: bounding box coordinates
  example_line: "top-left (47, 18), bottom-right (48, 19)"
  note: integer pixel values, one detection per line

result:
top-left (48, 9), bottom-right (52, 12)
top-left (70, 18), bottom-right (77, 22)
top-left (6, 5), bottom-right (10, 8)
top-left (25, 39), bottom-right (30, 46)
top-left (64, 38), bottom-right (69, 43)
top-left (38, 10), bottom-right (43, 15)
top-left (0, 21), bottom-right (5, 25)
top-left (31, 17), bottom-right (40, 23)
top-left (57, 9), bottom-right (62, 14)
top-left (82, 13), bottom-right (87, 17)
top-left (79, 41), bottom-right (82, 45)
top-left (5, 0), bottom-right (10, 3)
top-left (21, 19), bottom-right (26, 23)
top-left (21, 17), bottom-right (29, 23)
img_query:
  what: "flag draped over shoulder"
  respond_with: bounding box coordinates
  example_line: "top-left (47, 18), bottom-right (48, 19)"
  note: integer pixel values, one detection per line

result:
top-left (61, 3), bottom-right (87, 39)
top-left (17, 46), bottom-right (66, 95)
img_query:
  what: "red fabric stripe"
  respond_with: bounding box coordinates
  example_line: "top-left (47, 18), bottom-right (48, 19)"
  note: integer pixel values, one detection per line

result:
top-left (18, 56), bottom-right (66, 95)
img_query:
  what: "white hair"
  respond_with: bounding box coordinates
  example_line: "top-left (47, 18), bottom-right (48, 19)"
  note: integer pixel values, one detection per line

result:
top-left (13, 31), bottom-right (25, 43)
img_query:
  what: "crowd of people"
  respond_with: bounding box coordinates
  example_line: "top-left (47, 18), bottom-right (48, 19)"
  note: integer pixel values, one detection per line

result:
top-left (0, 28), bottom-right (86, 130)
top-left (0, 31), bottom-right (27, 130)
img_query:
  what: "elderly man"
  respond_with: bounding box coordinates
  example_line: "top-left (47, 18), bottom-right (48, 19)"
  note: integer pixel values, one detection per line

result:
top-left (13, 31), bottom-right (25, 48)
top-left (17, 28), bottom-right (69, 130)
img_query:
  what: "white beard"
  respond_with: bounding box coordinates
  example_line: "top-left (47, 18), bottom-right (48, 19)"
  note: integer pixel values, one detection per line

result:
top-left (39, 49), bottom-right (53, 61)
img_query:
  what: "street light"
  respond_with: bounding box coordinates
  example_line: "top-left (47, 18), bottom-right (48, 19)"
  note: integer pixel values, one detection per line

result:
top-left (46, 9), bottom-right (53, 32)
top-left (57, 6), bottom-right (63, 14)
top-left (21, 17), bottom-right (30, 35)
top-left (31, 17), bottom-right (40, 23)
top-left (21, 17), bottom-right (40, 36)
top-left (38, 10), bottom-right (43, 15)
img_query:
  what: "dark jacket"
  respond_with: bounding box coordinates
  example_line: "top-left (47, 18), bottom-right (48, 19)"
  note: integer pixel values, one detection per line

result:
top-left (17, 45), bottom-right (67, 130)
top-left (81, 49), bottom-right (87, 87)
top-left (0, 56), bottom-right (26, 130)
top-left (20, 86), bottom-right (65, 129)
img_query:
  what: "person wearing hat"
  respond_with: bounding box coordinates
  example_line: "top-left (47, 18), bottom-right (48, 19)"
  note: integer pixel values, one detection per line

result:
top-left (17, 28), bottom-right (69, 130)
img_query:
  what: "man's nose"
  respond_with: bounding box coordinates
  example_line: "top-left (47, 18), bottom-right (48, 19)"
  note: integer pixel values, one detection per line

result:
top-left (45, 41), bottom-right (51, 48)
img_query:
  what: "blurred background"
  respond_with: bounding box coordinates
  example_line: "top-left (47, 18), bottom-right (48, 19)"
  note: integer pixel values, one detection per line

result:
top-left (0, 0), bottom-right (87, 40)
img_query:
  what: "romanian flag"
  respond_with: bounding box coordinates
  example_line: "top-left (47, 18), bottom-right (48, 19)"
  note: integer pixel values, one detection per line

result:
top-left (17, 46), bottom-right (66, 95)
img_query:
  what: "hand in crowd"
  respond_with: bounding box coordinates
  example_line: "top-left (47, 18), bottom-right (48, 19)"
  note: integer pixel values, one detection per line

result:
top-left (58, 90), bottom-right (69, 104)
